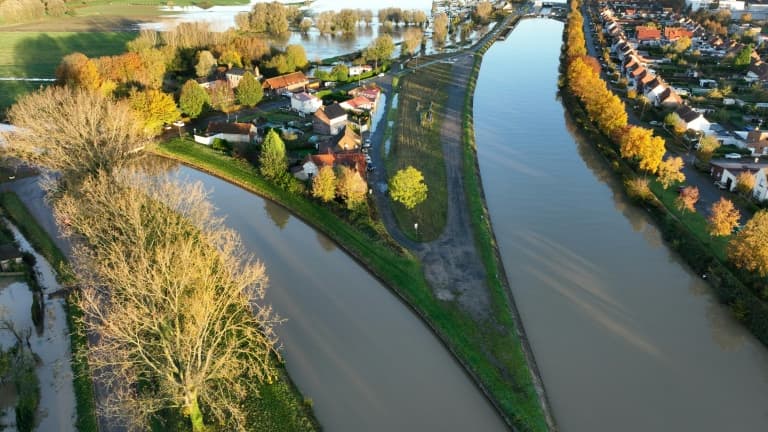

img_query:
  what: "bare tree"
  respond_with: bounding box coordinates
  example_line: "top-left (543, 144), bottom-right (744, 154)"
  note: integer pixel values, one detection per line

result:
top-left (1, 86), bottom-right (150, 183)
top-left (55, 171), bottom-right (280, 431)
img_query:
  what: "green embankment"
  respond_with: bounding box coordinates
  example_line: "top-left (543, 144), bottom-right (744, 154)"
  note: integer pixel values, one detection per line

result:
top-left (0, 191), bottom-right (319, 432)
top-left (386, 63), bottom-right (451, 242)
top-left (154, 135), bottom-right (549, 431)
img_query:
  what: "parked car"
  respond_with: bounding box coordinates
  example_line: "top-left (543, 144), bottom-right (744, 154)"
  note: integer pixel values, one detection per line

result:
top-left (724, 153), bottom-right (742, 159)
top-left (649, 120), bottom-right (660, 126)
top-left (714, 181), bottom-right (727, 190)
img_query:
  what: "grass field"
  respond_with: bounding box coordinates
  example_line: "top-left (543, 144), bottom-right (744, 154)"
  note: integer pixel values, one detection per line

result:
top-left (386, 63), bottom-right (452, 242)
top-left (154, 138), bottom-right (549, 431)
top-left (0, 31), bottom-right (135, 78)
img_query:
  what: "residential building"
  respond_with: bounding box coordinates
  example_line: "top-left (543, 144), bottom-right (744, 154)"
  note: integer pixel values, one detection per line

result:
top-left (746, 61), bottom-right (768, 83)
top-left (664, 27), bottom-right (694, 41)
top-left (349, 65), bottom-right (373, 76)
top-left (225, 68), bottom-right (246, 88)
top-left (746, 129), bottom-right (768, 155)
top-left (318, 126), bottom-right (361, 153)
top-left (636, 26), bottom-right (661, 44)
top-left (262, 71), bottom-right (309, 95)
top-left (291, 92), bottom-right (323, 114)
top-left (194, 122), bottom-right (257, 145)
top-left (753, 168), bottom-right (768, 200)
top-left (313, 103), bottom-right (348, 135)
top-left (675, 105), bottom-right (711, 132)
top-left (292, 151), bottom-right (367, 181)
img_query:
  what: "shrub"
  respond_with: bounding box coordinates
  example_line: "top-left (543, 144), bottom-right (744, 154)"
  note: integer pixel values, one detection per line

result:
top-left (211, 138), bottom-right (232, 154)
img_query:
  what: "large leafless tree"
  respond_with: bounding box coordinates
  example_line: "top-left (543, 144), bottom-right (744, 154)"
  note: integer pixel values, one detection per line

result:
top-left (1, 86), bottom-right (151, 183)
top-left (56, 171), bottom-right (280, 431)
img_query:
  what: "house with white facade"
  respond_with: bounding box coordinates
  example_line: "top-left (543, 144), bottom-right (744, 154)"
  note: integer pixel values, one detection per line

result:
top-left (194, 122), bottom-right (257, 145)
top-left (676, 105), bottom-right (711, 132)
top-left (291, 92), bottom-right (323, 114)
top-left (753, 168), bottom-right (768, 201)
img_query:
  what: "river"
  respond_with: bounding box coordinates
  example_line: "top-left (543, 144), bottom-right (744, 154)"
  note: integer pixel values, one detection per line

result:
top-left (166, 165), bottom-right (508, 431)
top-left (474, 18), bottom-right (768, 431)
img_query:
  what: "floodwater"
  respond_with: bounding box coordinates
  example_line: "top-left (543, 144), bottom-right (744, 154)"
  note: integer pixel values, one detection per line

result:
top-left (0, 224), bottom-right (76, 432)
top-left (168, 166), bottom-right (508, 432)
top-left (474, 18), bottom-right (768, 431)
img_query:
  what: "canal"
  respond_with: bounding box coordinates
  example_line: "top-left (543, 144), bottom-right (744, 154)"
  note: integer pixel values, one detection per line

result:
top-left (168, 166), bottom-right (509, 432)
top-left (474, 18), bottom-right (768, 431)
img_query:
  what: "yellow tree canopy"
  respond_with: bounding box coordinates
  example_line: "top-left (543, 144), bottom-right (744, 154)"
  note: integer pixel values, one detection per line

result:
top-left (728, 211), bottom-right (768, 276)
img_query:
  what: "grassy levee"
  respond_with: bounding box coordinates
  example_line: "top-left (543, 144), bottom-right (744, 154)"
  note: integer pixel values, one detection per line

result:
top-left (153, 137), bottom-right (550, 431)
top-left (0, 192), bottom-right (98, 432)
top-left (459, 21), bottom-right (551, 432)
top-left (386, 63), bottom-right (451, 241)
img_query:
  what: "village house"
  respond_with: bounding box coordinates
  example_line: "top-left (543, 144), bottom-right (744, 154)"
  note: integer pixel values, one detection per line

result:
top-left (313, 103), bottom-right (348, 135)
top-left (675, 105), bottom-right (711, 132)
top-left (753, 168), bottom-right (768, 201)
top-left (340, 96), bottom-right (375, 112)
top-left (194, 122), bottom-right (257, 145)
top-left (262, 71), bottom-right (309, 95)
top-left (317, 126), bottom-right (361, 153)
top-left (348, 65), bottom-right (373, 76)
top-left (291, 92), bottom-right (323, 114)
top-left (710, 159), bottom-right (767, 191)
top-left (348, 85), bottom-right (381, 105)
top-left (656, 87), bottom-right (683, 107)
top-left (746, 61), bottom-right (768, 83)
top-left (636, 26), bottom-right (661, 45)
top-left (746, 129), bottom-right (768, 155)
top-left (292, 151), bottom-right (367, 181)
top-left (664, 27), bottom-right (694, 41)
top-left (225, 68), bottom-right (246, 88)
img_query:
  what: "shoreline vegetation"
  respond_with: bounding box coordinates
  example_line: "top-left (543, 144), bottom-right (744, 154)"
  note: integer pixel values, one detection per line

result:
top-left (560, 1), bottom-right (768, 346)
top-left (0, 191), bottom-right (320, 432)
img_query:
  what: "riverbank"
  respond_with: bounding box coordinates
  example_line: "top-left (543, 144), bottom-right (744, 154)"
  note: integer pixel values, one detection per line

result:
top-left (0, 189), bottom-right (320, 432)
top-left (558, 3), bottom-right (768, 347)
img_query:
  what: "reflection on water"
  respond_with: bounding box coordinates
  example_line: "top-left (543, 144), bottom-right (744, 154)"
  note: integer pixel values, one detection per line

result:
top-left (475, 18), bottom-right (768, 432)
top-left (264, 199), bottom-right (291, 230)
top-left (315, 231), bottom-right (336, 252)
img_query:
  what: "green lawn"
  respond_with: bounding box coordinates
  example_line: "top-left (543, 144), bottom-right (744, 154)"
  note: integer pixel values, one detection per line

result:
top-left (154, 138), bottom-right (549, 432)
top-left (0, 31), bottom-right (135, 78)
top-left (0, 80), bottom-right (48, 112)
top-left (386, 63), bottom-right (452, 242)
top-left (648, 179), bottom-right (731, 262)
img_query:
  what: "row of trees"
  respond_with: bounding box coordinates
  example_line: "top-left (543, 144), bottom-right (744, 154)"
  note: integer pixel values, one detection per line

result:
top-left (0, 0), bottom-right (65, 24)
top-left (566, 3), bottom-right (768, 280)
top-left (2, 85), bottom-right (281, 431)
top-left (236, 1), bottom-right (301, 36)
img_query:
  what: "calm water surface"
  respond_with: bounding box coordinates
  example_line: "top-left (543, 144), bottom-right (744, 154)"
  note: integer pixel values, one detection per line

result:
top-left (474, 18), bottom-right (768, 431)
top-left (169, 166), bottom-right (508, 432)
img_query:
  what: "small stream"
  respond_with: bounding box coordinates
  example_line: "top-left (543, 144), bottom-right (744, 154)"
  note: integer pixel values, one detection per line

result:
top-left (0, 223), bottom-right (76, 432)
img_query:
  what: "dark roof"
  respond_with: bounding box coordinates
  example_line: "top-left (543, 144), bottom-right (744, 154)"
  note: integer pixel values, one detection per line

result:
top-left (324, 103), bottom-right (347, 120)
top-left (0, 244), bottom-right (21, 261)
top-left (207, 122), bottom-right (254, 135)
top-left (226, 67), bottom-right (246, 76)
top-left (675, 105), bottom-right (701, 123)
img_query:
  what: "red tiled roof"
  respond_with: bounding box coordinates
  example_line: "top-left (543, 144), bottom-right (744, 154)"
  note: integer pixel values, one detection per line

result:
top-left (664, 27), bottom-right (693, 40)
top-left (262, 72), bottom-right (308, 90)
top-left (636, 26), bottom-right (661, 41)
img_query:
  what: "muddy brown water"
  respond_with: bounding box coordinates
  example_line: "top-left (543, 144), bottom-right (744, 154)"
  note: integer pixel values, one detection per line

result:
top-left (474, 18), bottom-right (768, 431)
top-left (168, 166), bottom-right (509, 431)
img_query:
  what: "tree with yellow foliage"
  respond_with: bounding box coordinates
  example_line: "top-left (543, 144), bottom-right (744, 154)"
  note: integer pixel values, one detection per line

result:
top-left (128, 89), bottom-right (180, 136)
top-left (55, 52), bottom-right (101, 91)
top-left (736, 171), bottom-right (756, 196)
top-left (657, 156), bottom-right (685, 189)
top-left (708, 197), bottom-right (740, 236)
top-left (728, 211), bottom-right (768, 276)
top-left (676, 186), bottom-right (699, 213)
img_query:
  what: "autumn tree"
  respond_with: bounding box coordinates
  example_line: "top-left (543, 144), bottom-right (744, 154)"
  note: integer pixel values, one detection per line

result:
top-left (734, 44), bottom-right (754, 68)
top-left (657, 156), bottom-right (685, 189)
top-left (708, 197), bottom-right (740, 236)
top-left (259, 129), bottom-right (287, 181)
top-left (676, 186), bottom-right (699, 213)
top-left (728, 211), bottom-right (768, 276)
top-left (389, 166), bottom-right (428, 209)
top-left (179, 79), bottom-right (210, 119)
top-left (433, 13), bottom-right (449, 45)
top-left (474, 1), bottom-right (493, 23)
top-left (209, 80), bottom-right (235, 112)
top-left (1, 86), bottom-right (149, 182)
top-left (285, 44), bottom-right (308, 70)
top-left (625, 177), bottom-right (653, 201)
top-left (696, 134), bottom-right (720, 163)
top-left (55, 172), bottom-right (279, 431)
top-left (235, 71), bottom-right (263, 107)
top-left (664, 112), bottom-right (687, 135)
top-left (196, 50), bottom-right (217, 77)
top-left (402, 28), bottom-right (423, 56)
top-left (618, 126), bottom-right (665, 173)
top-left (336, 165), bottom-right (367, 209)
top-left (736, 171), bottom-right (756, 196)
top-left (364, 34), bottom-right (395, 69)
top-left (55, 52), bottom-right (101, 91)
top-left (128, 89), bottom-right (180, 136)
top-left (311, 165), bottom-right (336, 202)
